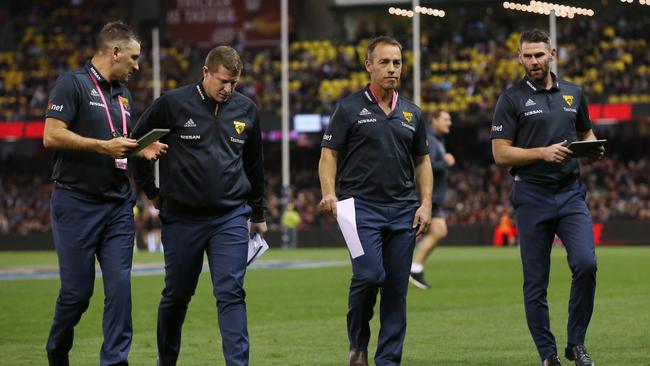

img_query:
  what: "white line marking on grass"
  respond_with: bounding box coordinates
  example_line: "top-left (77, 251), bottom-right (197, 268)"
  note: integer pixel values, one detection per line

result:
top-left (0, 260), bottom-right (349, 281)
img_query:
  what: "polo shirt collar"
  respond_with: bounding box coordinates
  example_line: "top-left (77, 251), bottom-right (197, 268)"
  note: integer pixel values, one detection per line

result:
top-left (523, 72), bottom-right (560, 93)
top-left (363, 84), bottom-right (399, 111)
top-left (86, 61), bottom-right (123, 95)
top-left (196, 79), bottom-right (232, 108)
top-left (196, 80), bottom-right (209, 102)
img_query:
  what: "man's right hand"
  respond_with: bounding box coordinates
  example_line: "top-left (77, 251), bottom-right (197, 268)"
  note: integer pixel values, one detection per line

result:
top-left (319, 193), bottom-right (338, 218)
top-left (444, 153), bottom-right (456, 166)
top-left (541, 140), bottom-right (572, 163)
top-left (101, 137), bottom-right (139, 159)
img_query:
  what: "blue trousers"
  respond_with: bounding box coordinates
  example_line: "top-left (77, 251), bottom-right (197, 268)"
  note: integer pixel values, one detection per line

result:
top-left (511, 179), bottom-right (597, 360)
top-left (46, 187), bottom-right (135, 366)
top-left (157, 204), bottom-right (251, 366)
top-left (348, 199), bottom-right (417, 366)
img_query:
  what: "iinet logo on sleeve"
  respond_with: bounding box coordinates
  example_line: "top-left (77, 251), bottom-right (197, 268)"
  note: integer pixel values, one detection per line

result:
top-left (48, 103), bottom-right (64, 112)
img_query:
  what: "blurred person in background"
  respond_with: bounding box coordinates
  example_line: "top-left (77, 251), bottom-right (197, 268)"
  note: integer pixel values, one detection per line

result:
top-left (409, 110), bottom-right (455, 290)
top-left (42, 21), bottom-right (166, 366)
top-left (132, 45), bottom-right (266, 366)
top-left (491, 29), bottom-right (603, 366)
top-left (319, 36), bottom-right (432, 366)
top-left (281, 203), bottom-right (300, 248)
top-left (142, 200), bottom-right (162, 252)
top-left (492, 206), bottom-right (517, 247)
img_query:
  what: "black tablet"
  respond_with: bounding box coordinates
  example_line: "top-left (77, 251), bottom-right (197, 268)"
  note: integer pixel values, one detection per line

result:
top-left (567, 139), bottom-right (606, 158)
top-left (129, 128), bottom-right (170, 156)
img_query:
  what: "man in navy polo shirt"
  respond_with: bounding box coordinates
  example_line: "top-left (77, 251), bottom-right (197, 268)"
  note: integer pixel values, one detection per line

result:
top-left (43, 21), bottom-right (166, 366)
top-left (319, 36), bottom-right (433, 366)
top-left (131, 46), bottom-right (266, 366)
top-left (491, 29), bottom-right (603, 366)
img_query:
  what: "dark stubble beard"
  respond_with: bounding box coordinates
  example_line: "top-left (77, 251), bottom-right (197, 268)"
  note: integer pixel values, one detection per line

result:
top-left (526, 61), bottom-right (550, 86)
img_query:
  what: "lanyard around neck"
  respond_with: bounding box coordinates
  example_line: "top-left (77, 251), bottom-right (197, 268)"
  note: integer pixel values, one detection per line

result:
top-left (89, 71), bottom-right (127, 137)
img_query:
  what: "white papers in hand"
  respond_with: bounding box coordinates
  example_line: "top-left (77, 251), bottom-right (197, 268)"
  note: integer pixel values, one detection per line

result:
top-left (336, 198), bottom-right (365, 259)
top-left (247, 233), bottom-right (269, 266)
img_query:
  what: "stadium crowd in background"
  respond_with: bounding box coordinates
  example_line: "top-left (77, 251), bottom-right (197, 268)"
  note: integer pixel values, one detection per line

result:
top-left (1, 2), bottom-right (649, 237)
top-left (1, 156), bottom-right (650, 235)
top-left (2, 2), bottom-right (650, 123)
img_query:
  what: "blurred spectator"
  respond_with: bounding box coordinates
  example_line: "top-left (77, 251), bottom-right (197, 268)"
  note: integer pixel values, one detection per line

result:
top-left (281, 203), bottom-right (300, 248)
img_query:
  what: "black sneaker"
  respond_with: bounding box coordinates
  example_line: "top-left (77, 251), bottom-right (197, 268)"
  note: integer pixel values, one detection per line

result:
top-left (565, 345), bottom-right (595, 366)
top-left (542, 355), bottom-right (563, 366)
top-left (409, 271), bottom-right (431, 289)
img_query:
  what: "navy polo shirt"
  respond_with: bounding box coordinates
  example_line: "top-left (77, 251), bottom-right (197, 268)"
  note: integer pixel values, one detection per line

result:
top-left (321, 85), bottom-right (429, 206)
top-left (131, 81), bottom-right (266, 221)
top-left (45, 63), bottom-right (134, 200)
top-left (490, 74), bottom-right (592, 184)
top-left (427, 128), bottom-right (448, 205)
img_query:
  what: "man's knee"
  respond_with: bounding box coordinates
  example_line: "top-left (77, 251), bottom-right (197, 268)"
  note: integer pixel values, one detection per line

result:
top-left (161, 286), bottom-right (196, 305)
top-left (430, 218), bottom-right (448, 239)
top-left (214, 283), bottom-right (246, 306)
top-left (354, 267), bottom-right (386, 287)
top-left (59, 285), bottom-right (94, 310)
top-left (572, 257), bottom-right (597, 277)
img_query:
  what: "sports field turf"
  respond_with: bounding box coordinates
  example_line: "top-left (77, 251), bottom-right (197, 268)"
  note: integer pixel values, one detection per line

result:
top-left (1, 246), bottom-right (649, 365)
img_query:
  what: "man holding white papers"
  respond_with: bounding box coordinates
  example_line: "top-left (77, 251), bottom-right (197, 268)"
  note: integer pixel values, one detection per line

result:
top-left (318, 36), bottom-right (432, 366)
top-left (132, 46), bottom-right (266, 366)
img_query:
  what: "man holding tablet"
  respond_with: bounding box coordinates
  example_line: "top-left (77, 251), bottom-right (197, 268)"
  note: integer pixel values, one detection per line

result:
top-left (491, 29), bottom-right (603, 366)
top-left (43, 21), bottom-right (166, 366)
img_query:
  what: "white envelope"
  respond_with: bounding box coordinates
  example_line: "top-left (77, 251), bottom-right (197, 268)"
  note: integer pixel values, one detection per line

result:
top-left (247, 233), bottom-right (269, 266)
top-left (336, 198), bottom-right (365, 259)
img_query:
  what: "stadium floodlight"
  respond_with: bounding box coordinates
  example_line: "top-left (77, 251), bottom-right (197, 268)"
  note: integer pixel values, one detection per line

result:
top-left (388, 2), bottom-right (447, 106)
top-left (502, 1), bottom-right (595, 18)
top-left (621, 0), bottom-right (650, 4)
top-left (503, 1), bottom-right (595, 74)
top-left (388, 6), bottom-right (445, 17)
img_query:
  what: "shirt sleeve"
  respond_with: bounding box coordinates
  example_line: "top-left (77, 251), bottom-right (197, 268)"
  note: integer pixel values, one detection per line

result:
top-left (130, 95), bottom-right (171, 199)
top-left (45, 73), bottom-right (79, 125)
top-left (431, 151), bottom-right (449, 173)
top-left (491, 93), bottom-right (517, 140)
top-left (130, 94), bottom-right (171, 139)
top-left (575, 90), bottom-right (592, 132)
top-left (412, 109), bottom-right (429, 156)
top-left (321, 102), bottom-right (350, 150)
top-left (243, 106), bottom-right (266, 222)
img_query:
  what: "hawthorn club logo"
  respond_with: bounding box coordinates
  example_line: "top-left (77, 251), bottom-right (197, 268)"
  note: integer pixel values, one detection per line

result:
top-left (402, 111), bottom-right (413, 123)
top-left (563, 95), bottom-right (574, 107)
top-left (233, 121), bottom-right (246, 134)
top-left (119, 96), bottom-right (129, 110)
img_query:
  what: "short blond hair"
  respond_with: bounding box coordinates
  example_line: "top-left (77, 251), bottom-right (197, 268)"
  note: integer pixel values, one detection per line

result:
top-left (205, 46), bottom-right (243, 75)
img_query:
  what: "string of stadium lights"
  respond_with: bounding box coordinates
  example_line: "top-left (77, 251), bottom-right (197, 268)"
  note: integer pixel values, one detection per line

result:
top-left (502, 1), bottom-right (594, 18)
top-left (620, 0), bottom-right (650, 5)
top-left (387, 2), bottom-right (446, 105)
top-left (388, 6), bottom-right (446, 18)
top-left (502, 1), bottom-right (595, 75)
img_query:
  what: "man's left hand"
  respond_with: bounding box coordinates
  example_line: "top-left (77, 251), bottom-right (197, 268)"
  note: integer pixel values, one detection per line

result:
top-left (137, 141), bottom-right (168, 161)
top-left (587, 145), bottom-right (605, 162)
top-left (412, 205), bottom-right (432, 237)
top-left (250, 221), bottom-right (268, 237)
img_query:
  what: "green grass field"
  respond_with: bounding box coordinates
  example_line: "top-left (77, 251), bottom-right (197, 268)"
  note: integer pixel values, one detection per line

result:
top-left (1, 247), bottom-right (649, 365)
